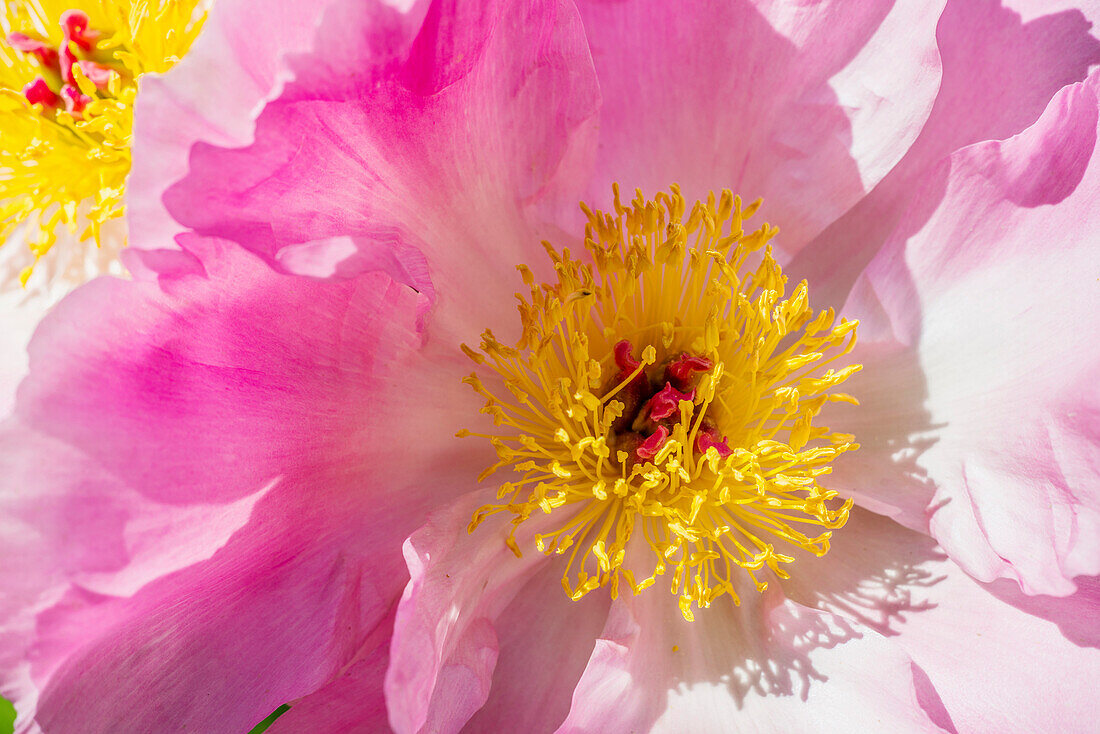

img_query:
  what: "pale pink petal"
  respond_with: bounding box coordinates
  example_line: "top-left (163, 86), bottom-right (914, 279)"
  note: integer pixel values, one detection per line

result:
top-left (910, 1), bottom-right (1100, 170)
top-left (385, 492), bottom-right (526, 734)
top-left (890, 560), bottom-right (1100, 732)
top-left (820, 339), bottom-right (941, 530)
top-left (784, 508), bottom-right (1100, 732)
top-left (460, 558), bottom-right (609, 732)
top-left (835, 70), bottom-right (1100, 595)
top-left (3, 239), bottom-right (487, 731)
top-left (575, 0), bottom-right (945, 255)
top-left (558, 589), bottom-right (949, 733)
top-left (0, 298), bottom-right (46, 418)
top-left (1012, 0), bottom-right (1100, 25)
top-left (0, 427), bottom-right (264, 733)
top-left (983, 573), bottom-right (1100, 649)
top-left (789, 0), bottom-right (1100, 309)
top-left (165, 0), bottom-right (600, 342)
top-left (127, 0), bottom-right (345, 259)
top-left (0, 223), bottom-right (126, 416)
top-left (780, 508), bottom-right (947, 640)
top-left (385, 492), bottom-right (609, 733)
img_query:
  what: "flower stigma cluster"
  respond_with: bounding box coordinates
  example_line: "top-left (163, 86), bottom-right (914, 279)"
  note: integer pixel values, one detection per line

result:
top-left (461, 186), bottom-right (862, 621)
top-left (1, 1), bottom-right (207, 284)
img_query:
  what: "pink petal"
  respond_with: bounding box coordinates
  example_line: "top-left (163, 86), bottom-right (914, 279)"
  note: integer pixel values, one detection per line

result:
top-left (6, 33), bottom-right (58, 67)
top-left (384, 492), bottom-right (533, 734)
top-left (265, 606), bottom-right (397, 733)
top-left (164, 0), bottom-right (600, 340)
top-left (59, 10), bottom-right (97, 52)
top-left (75, 60), bottom-right (112, 88)
top-left (576, 0), bottom-right (946, 255)
top-left (128, 0), bottom-right (346, 261)
top-left (0, 428), bottom-right (268, 629)
top-left (789, 0), bottom-right (1100, 309)
top-left (558, 588), bottom-right (949, 733)
top-left (28, 470), bottom-right (413, 733)
top-left (837, 69), bottom-right (1100, 595)
top-left (385, 492), bottom-right (609, 733)
top-left (1, 389), bottom-right (276, 734)
top-left (18, 236), bottom-right (432, 505)
top-left (278, 0), bottom-right (429, 102)
top-left (4, 239), bottom-right (488, 730)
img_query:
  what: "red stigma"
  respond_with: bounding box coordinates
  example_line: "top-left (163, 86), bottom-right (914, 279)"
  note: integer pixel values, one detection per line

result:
top-left (636, 426), bottom-right (670, 461)
top-left (646, 382), bottom-right (695, 422)
top-left (604, 346), bottom-right (728, 466)
top-left (60, 10), bottom-right (98, 51)
top-left (613, 340), bottom-right (641, 374)
top-left (23, 78), bottom-right (59, 107)
top-left (696, 426), bottom-right (733, 458)
top-left (666, 354), bottom-right (713, 390)
top-left (61, 84), bottom-right (91, 116)
top-left (7, 33), bottom-right (59, 67)
top-left (6, 9), bottom-right (118, 116)
top-left (58, 42), bottom-right (78, 84)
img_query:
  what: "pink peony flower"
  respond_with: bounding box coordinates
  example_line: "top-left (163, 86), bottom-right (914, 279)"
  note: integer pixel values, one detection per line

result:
top-left (4, 1), bottom-right (1100, 732)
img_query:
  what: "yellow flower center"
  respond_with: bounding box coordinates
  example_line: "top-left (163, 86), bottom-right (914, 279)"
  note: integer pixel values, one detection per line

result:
top-left (1, 1), bottom-right (208, 285)
top-left (461, 186), bottom-right (861, 621)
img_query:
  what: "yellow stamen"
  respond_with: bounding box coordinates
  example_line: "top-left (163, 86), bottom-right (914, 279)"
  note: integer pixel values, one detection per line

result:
top-left (1, 1), bottom-right (208, 285)
top-left (461, 185), bottom-right (861, 620)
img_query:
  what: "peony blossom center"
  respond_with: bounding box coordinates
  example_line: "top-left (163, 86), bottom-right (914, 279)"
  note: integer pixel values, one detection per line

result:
top-left (10, 11), bottom-right (123, 118)
top-left (1, 2), bottom-right (207, 284)
top-left (604, 341), bottom-right (727, 463)
top-left (460, 186), bottom-right (861, 620)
